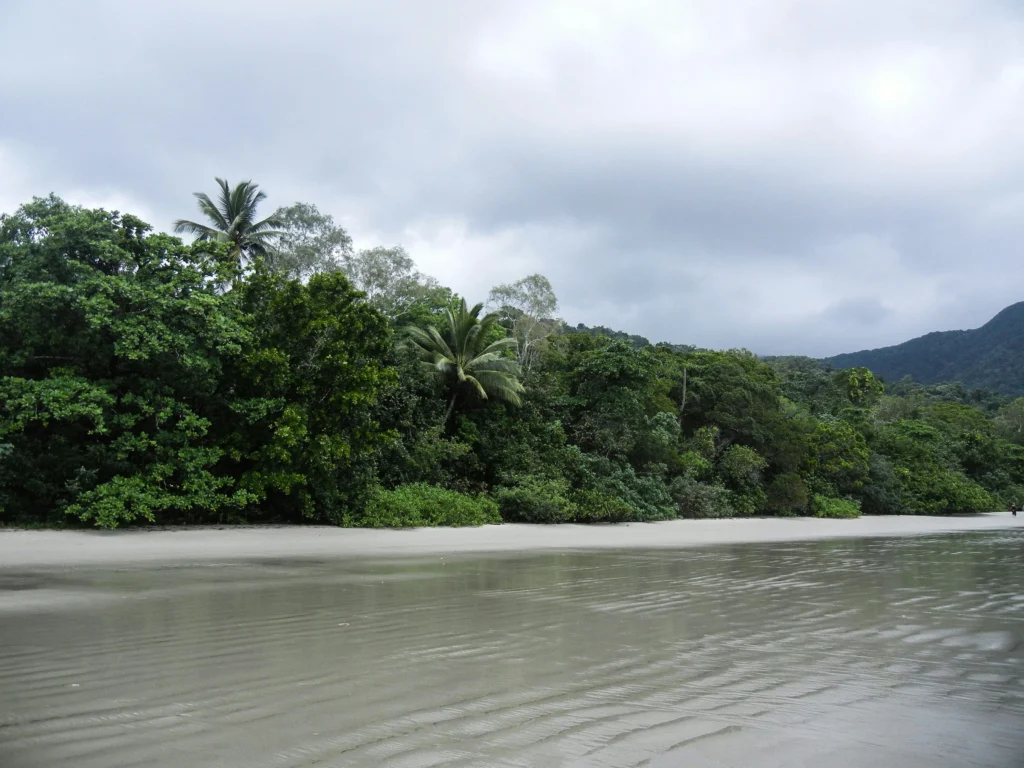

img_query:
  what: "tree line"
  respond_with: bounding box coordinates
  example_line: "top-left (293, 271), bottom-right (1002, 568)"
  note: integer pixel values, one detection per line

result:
top-left (1, 180), bottom-right (1022, 528)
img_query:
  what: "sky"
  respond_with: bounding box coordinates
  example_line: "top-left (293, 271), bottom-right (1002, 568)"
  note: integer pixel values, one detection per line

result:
top-left (2, 0), bottom-right (1023, 356)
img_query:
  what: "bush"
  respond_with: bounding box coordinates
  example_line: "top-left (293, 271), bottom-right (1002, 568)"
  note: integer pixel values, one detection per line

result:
top-left (571, 489), bottom-right (642, 522)
top-left (493, 476), bottom-right (578, 523)
top-left (810, 494), bottom-right (861, 519)
top-left (895, 466), bottom-right (994, 515)
top-left (669, 476), bottom-right (733, 519)
top-left (356, 483), bottom-right (500, 528)
top-left (565, 454), bottom-right (676, 522)
top-left (727, 486), bottom-right (768, 516)
top-left (766, 473), bottom-right (809, 515)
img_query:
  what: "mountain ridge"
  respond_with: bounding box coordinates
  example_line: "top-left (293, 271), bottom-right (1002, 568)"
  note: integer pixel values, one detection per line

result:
top-left (823, 301), bottom-right (1024, 396)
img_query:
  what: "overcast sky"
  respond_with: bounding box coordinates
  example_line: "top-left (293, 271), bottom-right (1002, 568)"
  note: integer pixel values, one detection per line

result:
top-left (2, 0), bottom-right (1022, 356)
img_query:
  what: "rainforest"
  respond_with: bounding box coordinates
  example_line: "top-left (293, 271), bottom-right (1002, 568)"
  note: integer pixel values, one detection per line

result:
top-left (2, 185), bottom-right (1022, 528)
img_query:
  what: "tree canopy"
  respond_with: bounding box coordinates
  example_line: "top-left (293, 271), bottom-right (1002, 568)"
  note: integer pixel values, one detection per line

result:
top-left (2, 190), bottom-right (1020, 528)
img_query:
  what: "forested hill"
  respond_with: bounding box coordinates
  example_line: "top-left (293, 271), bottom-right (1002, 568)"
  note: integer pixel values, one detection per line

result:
top-left (823, 302), bottom-right (1024, 396)
top-left (3, 188), bottom-right (1023, 530)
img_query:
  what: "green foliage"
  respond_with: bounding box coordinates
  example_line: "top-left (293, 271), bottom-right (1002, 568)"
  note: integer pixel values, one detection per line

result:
top-left (873, 420), bottom-right (995, 514)
top-left (493, 475), bottom-right (578, 523)
top-left (677, 450), bottom-right (713, 480)
top-left (228, 266), bottom-right (395, 523)
top-left (675, 349), bottom-right (783, 447)
top-left (718, 444), bottom-right (767, 488)
top-left (564, 340), bottom-right (657, 460)
top-left (570, 489), bottom-right (640, 522)
top-left (810, 494), bottom-right (861, 518)
top-left (894, 466), bottom-right (993, 515)
top-left (344, 246), bottom-right (449, 321)
top-left (174, 178), bottom-right (284, 261)
top-left (271, 201), bottom-right (352, 280)
top-left (834, 367), bottom-right (883, 407)
top-left (0, 198), bottom-right (392, 527)
top-left (993, 398), bottom-right (1024, 444)
top-left (569, 455), bottom-right (675, 522)
top-left (3, 191), bottom-right (1015, 528)
top-left (562, 322), bottom-right (651, 349)
top-left (805, 420), bottom-right (870, 496)
top-left (0, 199), bottom-right (253, 526)
top-left (766, 473), bottom-right (809, 514)
top-left (670, 475), bottom-right (734, 518)
top-left (403, 298), bottom-right (525, 421)
top-left (488, 274), bottom-right (559, 371)
top-left (356, 484), bottom-right (500, 527)
top-left (859, 454), bottom-right (903, 515)
top-left (716, 444), bottom-right (768, 515)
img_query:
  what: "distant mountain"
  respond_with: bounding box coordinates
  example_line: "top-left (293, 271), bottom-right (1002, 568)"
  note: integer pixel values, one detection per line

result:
top-left (824, 302), bottom-right (1024, 396)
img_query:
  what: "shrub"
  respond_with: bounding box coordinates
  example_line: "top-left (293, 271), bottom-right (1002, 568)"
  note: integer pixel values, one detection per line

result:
top-left (357, 483), bottom-right (500, 528)
top-left (571, 489), bottom-right (641, 522)
top-left (669, 476), bottom-right (733, 519)
top-left (810, 494), bottom-right (861, 519)
top-left (895, 466), bottom-right (994, 515)
top-left (727, 487), bottom-right (768, 516)
top-left (766, 473), bottom-right (809, 515)
top-left (493, 476), bottom-right (578, 523)
top-left (569, 454), bottom-right (676, 522)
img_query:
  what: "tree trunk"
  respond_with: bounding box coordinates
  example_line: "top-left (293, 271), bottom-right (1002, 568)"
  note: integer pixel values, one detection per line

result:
top-left (443, 391), bottom-right (458, 423)
top-left (678, 365), bottom-right (688, 429)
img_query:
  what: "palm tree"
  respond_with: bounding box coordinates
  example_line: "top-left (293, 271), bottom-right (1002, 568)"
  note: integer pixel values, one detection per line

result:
top-left (173, 178), bottom-right (284, 261)
top-left (404, 299), bottom-right (525, 422)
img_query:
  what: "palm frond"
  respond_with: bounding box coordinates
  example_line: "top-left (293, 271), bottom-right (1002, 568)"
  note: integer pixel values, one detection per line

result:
top-left (177, 178), bottom-right (283, 261)
top-left (465, 354), bottom-right (520, 374)
top-left (173, 219), bottom-right (224, 241)
top-left (477, 336), bottom-right (518, 356)
top-left (401, 295), bottom-right (525, 415)
top-left (472, 371), bottom-right (524, 405)
top-left (462, 374), bottom-right (489, 400)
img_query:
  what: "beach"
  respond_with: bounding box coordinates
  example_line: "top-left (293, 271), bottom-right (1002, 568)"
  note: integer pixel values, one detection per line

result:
top-left (0, 513), bottom-right (1017, 567)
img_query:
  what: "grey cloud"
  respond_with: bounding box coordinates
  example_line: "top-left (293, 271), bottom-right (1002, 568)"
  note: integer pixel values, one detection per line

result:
top-left (820, 297), bottom-right (893, 327)
top-left (2, 0), bottom-right (1023, 357)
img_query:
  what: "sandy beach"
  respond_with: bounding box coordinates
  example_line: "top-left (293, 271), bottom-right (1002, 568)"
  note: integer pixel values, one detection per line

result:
top-left (0, 513), bottom-right (1017, 568)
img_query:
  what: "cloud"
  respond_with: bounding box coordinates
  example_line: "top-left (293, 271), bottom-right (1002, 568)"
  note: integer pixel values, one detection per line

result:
top-left (2, 0), bottom-right (1023, 356)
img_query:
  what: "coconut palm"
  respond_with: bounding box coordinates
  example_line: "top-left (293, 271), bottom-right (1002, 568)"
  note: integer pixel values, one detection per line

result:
top-left (173, 178), bottom-right (284, 261)
top-left (404, 299), bottom-right (525, 422)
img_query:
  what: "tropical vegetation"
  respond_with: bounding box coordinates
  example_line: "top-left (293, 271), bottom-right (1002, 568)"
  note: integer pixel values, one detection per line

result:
top-left (2, 182), bottom-right (1021, 528)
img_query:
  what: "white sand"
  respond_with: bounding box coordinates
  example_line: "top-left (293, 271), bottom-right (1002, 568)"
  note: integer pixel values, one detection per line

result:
top-left (0, 514), bottom-right (1017, 567)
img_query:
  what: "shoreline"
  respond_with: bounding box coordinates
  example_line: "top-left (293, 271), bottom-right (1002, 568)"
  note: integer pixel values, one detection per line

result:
top-left (0, 514), bottom-right (1018, 568)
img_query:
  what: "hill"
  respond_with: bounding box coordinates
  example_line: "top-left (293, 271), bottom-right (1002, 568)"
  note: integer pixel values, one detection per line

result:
top-left (824, 301), bottom-right (1024, 396)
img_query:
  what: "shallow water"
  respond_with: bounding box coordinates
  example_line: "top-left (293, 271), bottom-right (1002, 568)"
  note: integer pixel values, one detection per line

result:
top-left (1, 532), bottom-right (1023, 767)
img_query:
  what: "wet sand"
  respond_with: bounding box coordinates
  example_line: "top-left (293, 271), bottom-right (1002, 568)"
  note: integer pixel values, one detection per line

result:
top-left (2, 521), bottom-right (1022, 767)
top-left (0, 513), bottom-right (1018, 567)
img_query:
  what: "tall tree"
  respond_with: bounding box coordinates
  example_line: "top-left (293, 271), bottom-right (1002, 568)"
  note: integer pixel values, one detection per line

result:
top-left (174, 178), bottom-right (283, 261)
top-left (271, 202), bottom-right (352, 280)
top-left (404, 299), bottom-right (524, 422)
top-left (488, 273), bottom-right (559, 371)
top-left (344, 246), bottom-right (444, 319)
top-left (0, 197), bottom-right (249, 527)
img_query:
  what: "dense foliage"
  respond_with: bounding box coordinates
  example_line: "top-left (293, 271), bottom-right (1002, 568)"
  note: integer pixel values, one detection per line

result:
top-left (2, 192), bottom-right (1020, 528)
top-left (823, 302), bottom-right (1024, 396)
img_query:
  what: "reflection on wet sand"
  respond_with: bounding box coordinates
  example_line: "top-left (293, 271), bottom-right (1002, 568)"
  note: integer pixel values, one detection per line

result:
top-left (1, 532), bottom-right (1022, 767)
